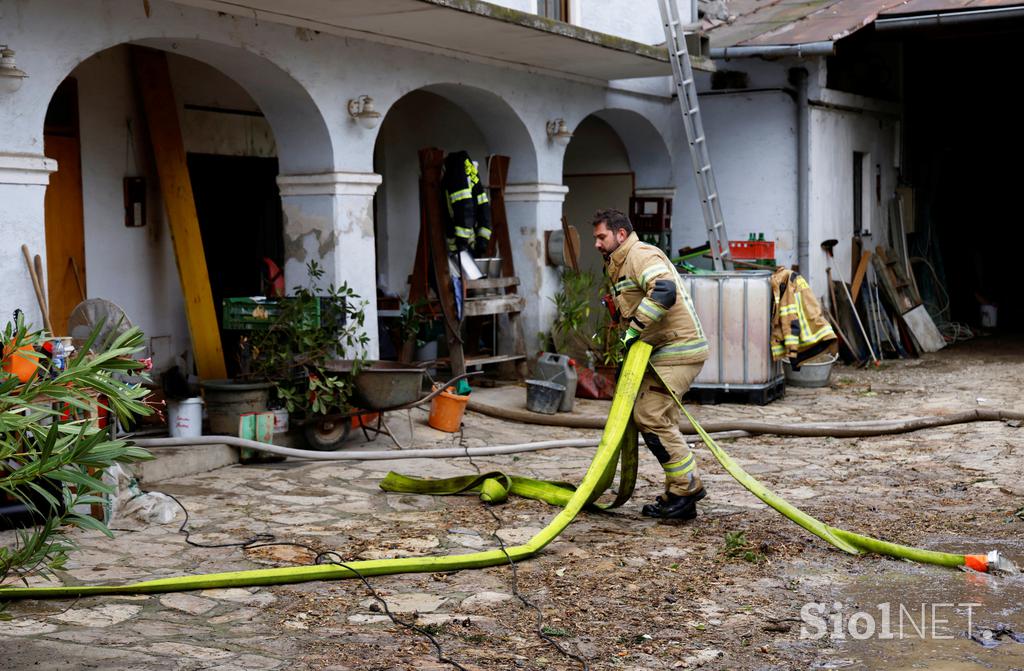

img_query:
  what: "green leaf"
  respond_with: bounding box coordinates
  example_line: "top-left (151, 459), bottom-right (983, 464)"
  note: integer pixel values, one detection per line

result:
top-left (68, 513), bottom-right (114, 538)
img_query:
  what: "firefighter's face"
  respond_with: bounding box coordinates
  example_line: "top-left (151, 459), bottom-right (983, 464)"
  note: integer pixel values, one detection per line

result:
top-left (593, 222), bottom-right (628, 258)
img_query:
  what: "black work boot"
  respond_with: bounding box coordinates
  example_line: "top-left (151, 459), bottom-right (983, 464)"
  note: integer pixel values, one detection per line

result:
top-left (641, 488), bottom-right (707, 520)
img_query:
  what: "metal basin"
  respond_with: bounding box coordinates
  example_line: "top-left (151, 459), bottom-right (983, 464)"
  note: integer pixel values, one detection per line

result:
top-left (325, 360), bottom-right (425, 409)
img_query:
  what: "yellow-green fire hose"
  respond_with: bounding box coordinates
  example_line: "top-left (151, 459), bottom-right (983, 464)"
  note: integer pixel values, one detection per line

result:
top-left (0, 344), bottom-right (1010, 601)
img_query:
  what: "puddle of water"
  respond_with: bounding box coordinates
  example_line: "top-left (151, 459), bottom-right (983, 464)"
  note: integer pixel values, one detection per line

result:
top-left (816, 539), bottom-right (1024, 670)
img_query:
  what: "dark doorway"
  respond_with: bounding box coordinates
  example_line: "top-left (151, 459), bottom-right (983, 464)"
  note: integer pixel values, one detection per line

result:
top-left (904, 33), bottom-right (1024, 332)
top-left (187, 154), bottom-right (283, 371)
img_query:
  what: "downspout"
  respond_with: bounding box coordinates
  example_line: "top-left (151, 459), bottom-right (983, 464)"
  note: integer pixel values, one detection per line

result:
top-left (791, 67), bottom-right (810, 275)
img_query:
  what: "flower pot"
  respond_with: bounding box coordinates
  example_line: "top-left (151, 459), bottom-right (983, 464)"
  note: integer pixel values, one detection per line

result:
top-left (199, 379), bottom-right (274, 436)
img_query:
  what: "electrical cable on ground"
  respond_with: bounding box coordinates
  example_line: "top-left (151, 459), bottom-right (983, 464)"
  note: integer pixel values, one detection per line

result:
top-left (458, 426), bottom-right (589, 670)
top-left (162, 491), bottom-right (471, 671)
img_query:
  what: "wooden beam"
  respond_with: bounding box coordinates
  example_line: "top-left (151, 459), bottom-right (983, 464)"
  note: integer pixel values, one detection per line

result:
top-left (419, 147), bottom-right (465, 376)
top-left (131, 47), bottom-right (226, 380)
top-left (487, 156), bottom-right (516, 292)
top-left (850, 250), bottom-right (872, 304)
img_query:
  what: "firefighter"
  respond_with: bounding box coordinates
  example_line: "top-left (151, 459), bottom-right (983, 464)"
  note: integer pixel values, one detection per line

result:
top-left (592, 208), bottom-right (709, 520)
top-left (442, 151), bottom-right (492, 256)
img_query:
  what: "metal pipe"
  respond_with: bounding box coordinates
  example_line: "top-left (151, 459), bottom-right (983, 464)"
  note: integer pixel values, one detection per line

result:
top-left (791, 67), bottom-right (810, 276)
top-left (874, 6), bottom-right (1024, 31)
top-left (710, 41), bottom-right (834, 60)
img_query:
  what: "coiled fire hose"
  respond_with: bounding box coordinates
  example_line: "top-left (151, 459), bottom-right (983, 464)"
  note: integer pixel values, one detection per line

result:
top-left (0, 344), bottom-right (1014, 601)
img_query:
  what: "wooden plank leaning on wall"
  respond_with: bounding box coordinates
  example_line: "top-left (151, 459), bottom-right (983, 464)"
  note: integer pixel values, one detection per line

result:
top-left (130, 46), bottom-right (226, 380)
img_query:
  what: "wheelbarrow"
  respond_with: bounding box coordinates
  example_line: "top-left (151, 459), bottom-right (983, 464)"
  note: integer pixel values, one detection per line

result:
top-left (301, 360), bottom-right (479, 450)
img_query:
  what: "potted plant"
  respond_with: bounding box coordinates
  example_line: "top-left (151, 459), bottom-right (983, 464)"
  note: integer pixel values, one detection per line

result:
top-left (1, 314), bottom-right (153, 582)
top-left (203, 261), bottom-right (369, 448)
top-left (395, 298), bottom-right (427, 363)
top-left (545, 268), bottom-right (596, 361)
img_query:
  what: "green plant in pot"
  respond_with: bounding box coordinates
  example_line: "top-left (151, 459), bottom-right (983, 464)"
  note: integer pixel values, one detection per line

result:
top-left (246, 261), bottom-right (369, 450)
top-left (547, 268), bottom-right (597, 361)
top-left (395, 298), bottom-right (427, 363)
top-left (206, 262), bottom-right (369, 450)
top-left (1, 314), bottom-right (153, 586)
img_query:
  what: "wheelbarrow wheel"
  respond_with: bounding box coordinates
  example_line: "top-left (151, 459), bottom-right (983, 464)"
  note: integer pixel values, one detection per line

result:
top-left (304, 416), bottom-right (351, 451)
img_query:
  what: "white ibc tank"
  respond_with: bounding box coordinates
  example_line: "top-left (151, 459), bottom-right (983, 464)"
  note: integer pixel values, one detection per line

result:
top-left (680, 271), bottom-right (778, 387)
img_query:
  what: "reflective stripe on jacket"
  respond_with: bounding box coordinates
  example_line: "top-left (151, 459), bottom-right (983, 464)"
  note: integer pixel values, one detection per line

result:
top-left (770, 267), bottom-right (836, 362)
top-left (606, 232), bottom-right (708, 365)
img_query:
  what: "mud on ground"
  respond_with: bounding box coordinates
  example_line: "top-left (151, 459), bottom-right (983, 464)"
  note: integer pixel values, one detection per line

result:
top-left (2, 337), bottom-right (1023, 670)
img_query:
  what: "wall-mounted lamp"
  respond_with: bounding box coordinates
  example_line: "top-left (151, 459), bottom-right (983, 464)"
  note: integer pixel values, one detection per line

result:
top-left (347, 95), bottom-right (381, 130)
top-left (0, 46), bottom-right (28, 94)
top-left (546, 118), bottom-right (573, 147)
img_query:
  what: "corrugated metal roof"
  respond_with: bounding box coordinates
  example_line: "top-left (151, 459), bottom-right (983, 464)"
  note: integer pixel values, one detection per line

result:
top-left (705, 0), bottom-right (1024, 48)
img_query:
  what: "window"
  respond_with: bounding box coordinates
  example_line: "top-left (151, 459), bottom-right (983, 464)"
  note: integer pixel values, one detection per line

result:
top-left (537, 0), bottom-right (569, 22)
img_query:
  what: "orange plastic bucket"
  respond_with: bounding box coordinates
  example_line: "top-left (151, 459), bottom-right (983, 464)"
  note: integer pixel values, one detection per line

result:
top-left (428, 386), bottom-right (469, 433)
top-left (2, 344), bottom-right (36, 383)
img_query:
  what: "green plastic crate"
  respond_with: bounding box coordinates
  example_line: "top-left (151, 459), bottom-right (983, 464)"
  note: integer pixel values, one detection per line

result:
top-left (222, 297), bottom-right (322, 331)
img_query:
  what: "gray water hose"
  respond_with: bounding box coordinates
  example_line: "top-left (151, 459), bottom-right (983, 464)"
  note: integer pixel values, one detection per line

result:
top-left (131, 431), bottom-right (751, 461)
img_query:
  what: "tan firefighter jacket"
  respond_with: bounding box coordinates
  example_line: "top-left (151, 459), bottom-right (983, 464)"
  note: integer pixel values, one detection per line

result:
top-left (606, 233), bottom-right (708, 366)
top-left (770, 267), bottom-right (837, 363)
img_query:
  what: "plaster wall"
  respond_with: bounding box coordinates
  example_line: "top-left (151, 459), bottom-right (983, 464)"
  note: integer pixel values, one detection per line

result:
top-left (671, 90), bottom-right (799, 268)
top-left (806, 104), bottom-right (899, 299)
top-left (0, 0), bottom-right (683, 361)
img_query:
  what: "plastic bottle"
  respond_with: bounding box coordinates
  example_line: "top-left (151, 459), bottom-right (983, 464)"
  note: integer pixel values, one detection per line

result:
top-left (758, 232), bottom-right (765, 242)
top-left (51, 339), bottom-right (65, 376)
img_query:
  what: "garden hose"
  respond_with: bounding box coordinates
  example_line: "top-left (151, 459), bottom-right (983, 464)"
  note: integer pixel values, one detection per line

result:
top-left (648, 365), bottom-right (1015, 573)
top-left (0, 343), bottom-right (650, 600)
top-left (0, 344), bottom-right (1014, 602)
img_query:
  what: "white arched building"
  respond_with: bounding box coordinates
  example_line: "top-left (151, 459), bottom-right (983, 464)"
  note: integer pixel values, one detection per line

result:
top-left (0, 0), bottom-right (706, 372)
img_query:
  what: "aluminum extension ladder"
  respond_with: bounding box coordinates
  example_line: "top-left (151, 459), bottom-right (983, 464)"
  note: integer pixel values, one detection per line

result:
top-left (657, 0), bottom-right (733, 270)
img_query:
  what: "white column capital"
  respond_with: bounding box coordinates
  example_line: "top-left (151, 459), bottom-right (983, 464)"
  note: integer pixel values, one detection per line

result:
top-left (0, 153), bottom-right (58, 185)
top-left (503, 182), bottom-right (570, 203)
top-left (634, 187), bottom-right (676, 199)
top-left (277, 171), bottom-right (382, 197)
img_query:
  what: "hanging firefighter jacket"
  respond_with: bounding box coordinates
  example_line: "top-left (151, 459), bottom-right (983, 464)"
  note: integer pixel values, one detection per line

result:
top-left (770, 267), bottom-right (837, 367)
top-left (442, 151), bottom-right (492, 256)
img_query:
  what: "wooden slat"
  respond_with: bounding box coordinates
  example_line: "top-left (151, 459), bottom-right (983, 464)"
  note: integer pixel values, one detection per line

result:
top-left (850, 250), bottom-right (872, 304)
top-left (132, 47), bottom-right (226, 379)
top-left (463, 294), bottom-right (525, 317)
top-left (418, 147), bottom-right (465, 375)
top-left (487, 156), bottom-right (516, 292)
top-left (464, 276), bottom-right (520, 290)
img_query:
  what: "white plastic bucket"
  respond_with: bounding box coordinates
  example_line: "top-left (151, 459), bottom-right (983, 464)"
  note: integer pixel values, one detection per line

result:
top-left (980, 304), bottom-right (998, 328)
top-left (272, 407), bottom-right (289, 434)
top-left (168, 397), bottom-right (203, 438)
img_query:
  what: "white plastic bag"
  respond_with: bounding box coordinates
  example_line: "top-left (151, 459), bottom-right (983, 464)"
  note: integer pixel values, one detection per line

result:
top-left (102, 464), bottom-right (179, 526)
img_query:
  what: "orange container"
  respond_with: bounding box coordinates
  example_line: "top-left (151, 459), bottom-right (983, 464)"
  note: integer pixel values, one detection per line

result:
top-left (2, 344), bottom-right (36, 383)
top-left (428, 387), bottom-right (469, 433)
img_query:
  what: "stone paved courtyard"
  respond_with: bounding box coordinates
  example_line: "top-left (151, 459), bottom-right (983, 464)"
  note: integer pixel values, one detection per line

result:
top-left (2, 338), bottom-right (1024, 670)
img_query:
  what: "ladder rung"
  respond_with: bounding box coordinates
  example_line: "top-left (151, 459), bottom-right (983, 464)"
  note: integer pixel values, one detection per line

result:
top-left (682, 78), bottom-right (693, 86)
top-left (700, 165), bottom-right (711, 173)
top-left (688, 107), bottom-right (699, 115)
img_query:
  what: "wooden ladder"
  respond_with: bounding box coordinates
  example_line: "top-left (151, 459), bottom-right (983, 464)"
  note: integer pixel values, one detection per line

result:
top-left (411, 149), bottom-right (527, 377)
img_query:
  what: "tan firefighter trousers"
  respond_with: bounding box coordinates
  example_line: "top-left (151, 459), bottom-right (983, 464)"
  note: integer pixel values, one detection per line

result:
top-left (632, 361), bottom-right (704, 497)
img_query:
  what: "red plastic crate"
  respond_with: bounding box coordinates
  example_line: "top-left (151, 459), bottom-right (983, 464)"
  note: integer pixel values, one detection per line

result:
top-left (729, 240), bottom-right (775, 260)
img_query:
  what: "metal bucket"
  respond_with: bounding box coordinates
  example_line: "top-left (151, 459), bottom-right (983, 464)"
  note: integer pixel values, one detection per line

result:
top-left (783, 354), bottom-right (837, 388)
top-left (526, 379), bottom-right (565, 415)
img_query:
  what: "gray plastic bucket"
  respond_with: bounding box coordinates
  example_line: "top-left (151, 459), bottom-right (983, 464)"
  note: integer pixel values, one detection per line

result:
top-left (526, 379), bottom-right (566, 415)
top-left (200, 379), bottom-right (273, 435)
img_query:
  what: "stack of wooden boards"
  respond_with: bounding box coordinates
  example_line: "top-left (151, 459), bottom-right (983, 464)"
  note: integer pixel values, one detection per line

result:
top-left (829, 193), bottom-right (945, 364)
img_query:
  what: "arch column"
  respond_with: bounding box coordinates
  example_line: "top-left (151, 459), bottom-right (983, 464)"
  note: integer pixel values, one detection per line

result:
top-left (277, 171), bottom-right (383, 359)
top-left (504, 182), bottom-right (570, 344)
top-left (0, 153), bottom-right (57, 329)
